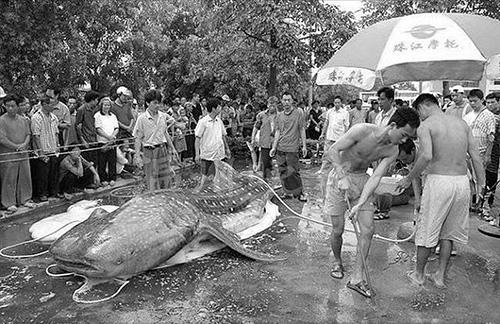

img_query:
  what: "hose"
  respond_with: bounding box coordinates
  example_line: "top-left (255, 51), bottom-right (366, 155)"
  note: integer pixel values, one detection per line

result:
top-left (247, 174), bottom-right (416, 244)
top-left (0, 220), bottom-right (80, 259)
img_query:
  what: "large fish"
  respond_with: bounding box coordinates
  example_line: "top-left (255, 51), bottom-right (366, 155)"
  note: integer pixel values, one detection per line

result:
top-left (49, 161), bottom-right (283, 284)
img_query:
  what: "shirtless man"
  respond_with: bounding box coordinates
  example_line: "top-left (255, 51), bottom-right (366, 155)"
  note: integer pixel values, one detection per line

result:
top-left (324, 107), bottom-right (420, 298)
top-left (398, 94), bottom-right (485, 288)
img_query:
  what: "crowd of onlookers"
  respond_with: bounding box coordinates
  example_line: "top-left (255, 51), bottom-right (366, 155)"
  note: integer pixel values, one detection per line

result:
top-left (0, 84), bottom-right (280, 214)
top-left (0, 83), bottom-right (499, 225)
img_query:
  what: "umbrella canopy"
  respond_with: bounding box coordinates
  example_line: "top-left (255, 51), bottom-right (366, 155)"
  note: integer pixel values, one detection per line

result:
top-left (316, 13), bottom-right (500, 89)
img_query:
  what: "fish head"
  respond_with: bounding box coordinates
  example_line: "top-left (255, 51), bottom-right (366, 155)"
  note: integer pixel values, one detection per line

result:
top-left (49, 207), bottom-right (144, 279)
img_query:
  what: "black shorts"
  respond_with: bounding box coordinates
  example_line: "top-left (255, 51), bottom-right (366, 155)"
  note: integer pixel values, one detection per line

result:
top-left (200, 159), bottom-right (216, 176)
top-left (200, 159), bottom-right (227, 176)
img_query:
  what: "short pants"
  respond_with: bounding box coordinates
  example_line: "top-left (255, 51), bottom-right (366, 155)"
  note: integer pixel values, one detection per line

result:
top-left (415, 174), bottom-right (470, 248)
top-left (323, 170), bottom-right (375, 216)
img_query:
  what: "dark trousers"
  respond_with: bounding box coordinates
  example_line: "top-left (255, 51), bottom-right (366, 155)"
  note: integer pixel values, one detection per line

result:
top-left (82, 143), bottom-right (99, 166)
top-left (276, 150), bottom-right (303, 196)
top-left (97, 144), bottom-right (117, 182)
top-left (184, 134), bottom-right (195, 160)
top-left (261, 148), bottom-right (273, 180)
top-left (60, 168), bottom-right (94, 194)
top-left (486, 169), bottom-right (498, 206)
top-left (32, 156), bottom-right (59, 198)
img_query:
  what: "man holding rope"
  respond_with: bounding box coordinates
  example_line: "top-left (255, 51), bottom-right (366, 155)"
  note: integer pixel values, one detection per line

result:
top-left (323, 107), bottom-right (420, 298)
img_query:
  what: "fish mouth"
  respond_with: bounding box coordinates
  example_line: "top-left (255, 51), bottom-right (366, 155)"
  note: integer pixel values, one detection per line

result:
top-left (53, 257), bottom-right (101, 274)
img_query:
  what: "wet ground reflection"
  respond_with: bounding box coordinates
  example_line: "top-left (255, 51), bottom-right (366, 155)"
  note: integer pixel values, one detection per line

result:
top-left (0, 162), bottom-right (499, 323)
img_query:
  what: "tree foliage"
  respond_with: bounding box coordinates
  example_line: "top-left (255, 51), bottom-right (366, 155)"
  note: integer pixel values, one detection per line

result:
top-left (361, 0), bottom-right (500, 27)
top-left (0, 0), bottom-right (357, 102)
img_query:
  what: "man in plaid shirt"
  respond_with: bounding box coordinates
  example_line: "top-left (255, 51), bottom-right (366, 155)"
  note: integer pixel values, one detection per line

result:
top-left (463, 89), bottom-right (496, 212)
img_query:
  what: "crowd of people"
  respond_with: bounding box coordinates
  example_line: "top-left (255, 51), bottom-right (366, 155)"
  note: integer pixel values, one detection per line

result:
top-left (0, 81), bottom-right (497, 298)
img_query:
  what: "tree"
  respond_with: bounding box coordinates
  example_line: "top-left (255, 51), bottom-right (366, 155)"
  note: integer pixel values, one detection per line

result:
top-left (187, 0), bottom-right (357, 99)
top-left (361, 0), bottom-right (500, 27)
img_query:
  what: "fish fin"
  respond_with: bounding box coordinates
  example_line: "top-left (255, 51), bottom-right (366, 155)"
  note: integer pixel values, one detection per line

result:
top-left (88, 207), bottom-right (110, 219)
top-left (199, 223), bottom-right (286, 262)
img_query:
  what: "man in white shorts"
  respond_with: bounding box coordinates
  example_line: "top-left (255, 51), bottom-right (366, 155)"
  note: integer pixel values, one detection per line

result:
top-left (398, 94), bottom-right (485, 288)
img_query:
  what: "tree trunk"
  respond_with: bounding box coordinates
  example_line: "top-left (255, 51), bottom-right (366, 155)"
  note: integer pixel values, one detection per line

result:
top-left (268, 27), bottom-right (277, 97)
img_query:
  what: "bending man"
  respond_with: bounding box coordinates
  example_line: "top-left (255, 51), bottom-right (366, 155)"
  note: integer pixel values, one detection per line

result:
top-left (324, 108), bottom-right (420, 298)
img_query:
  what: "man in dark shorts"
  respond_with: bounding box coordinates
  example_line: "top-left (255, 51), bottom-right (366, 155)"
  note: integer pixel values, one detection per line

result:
top-left (194, 97), bottom-right (231, 192)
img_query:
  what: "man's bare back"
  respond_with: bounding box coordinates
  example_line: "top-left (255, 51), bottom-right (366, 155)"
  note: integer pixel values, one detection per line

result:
top-left (330, 124), bottom-right (400, 173)
top-left (419, 114), bottom-right (469, 176)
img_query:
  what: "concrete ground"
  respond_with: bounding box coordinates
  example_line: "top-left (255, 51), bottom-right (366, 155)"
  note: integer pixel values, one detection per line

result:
top-left (0, 163), bottom-right (499, 323)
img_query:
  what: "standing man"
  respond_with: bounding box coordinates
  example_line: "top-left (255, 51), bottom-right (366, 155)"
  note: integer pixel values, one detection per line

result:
top-left (0, 95), bottom-right (33, 212)
top-left (399, 94), bottom-right (484, 289)
top-left (46, 86), bottom-right (71, 146)
top-left (349, 98), bottom-right (368, 128)
top-left (483, 93), bottom-right (500, 220)
top-left (65, 96), bottom-right (79, 146)
top-left (111, 86), bottom-right (135, 143)
top-left (270, 92), bottom-right (308, 202)
top-left (373, 87), bottom-right (397, 220)
top-left (463, 89), bottom-right (496, 211)
top-left (324, 107), bottom-right (419, 297)
top-left (191, 93), bottom-right (203, 123)
top-left (367, 100), bottom-right (379, 124)
top-left (194, 97), bottom-right (231, 192)
top-left (75, 91), bottom-right (100, 165)
top-left (252, 96), bottom-right (278, 182)
top-left (31, 95), bottom-right (61, 201)
top-left (319, 96), bottom-right (350, 200)
top-left (134, 89), bottom-right (178, 191)
top-left (374, 87), bottom-right (396, 127)
top-left (445, 85), bottom-right (471, 119)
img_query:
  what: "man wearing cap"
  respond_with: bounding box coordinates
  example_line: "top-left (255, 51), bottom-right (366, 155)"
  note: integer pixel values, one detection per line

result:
top-left (445, 85), bottom-right (472, 119)
top-left (111, 86), bottom-right (135, 143)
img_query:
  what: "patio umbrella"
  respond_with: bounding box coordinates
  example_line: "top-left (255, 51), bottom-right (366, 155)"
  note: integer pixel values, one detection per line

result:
top-left (316, 13), bottom-right (500, 89)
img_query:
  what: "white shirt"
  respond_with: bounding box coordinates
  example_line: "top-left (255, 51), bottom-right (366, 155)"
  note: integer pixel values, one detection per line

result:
top-left (195, 114), bottom-right (227, 161)
top-left (375, 107), bottom-right (396, 127)
top-left (463, 110), bottom-right (479, 127)
top-left (94, 111), bottom-right (119, 143)
top-left (325, 108), bottom-right (350, 141)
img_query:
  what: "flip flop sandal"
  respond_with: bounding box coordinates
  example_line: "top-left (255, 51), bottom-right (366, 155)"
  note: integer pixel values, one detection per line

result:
top-left (330, 264), bottom-right (344, 279)
top-left (297, 194), bottom-right (308, 202)
top-left (374, 213), bottom-right (389, 220)
top-left (347, 280), bottom-right (374, 298)
top-left (278, 193), bottom-right (294, 200)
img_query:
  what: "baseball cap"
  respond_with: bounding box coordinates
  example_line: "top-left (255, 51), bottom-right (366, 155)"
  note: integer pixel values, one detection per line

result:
top-left (450, 85), bottom-right (465, 93)
top-left (0, 86), bottom-right (6, 98)
top-left (116, 86), bottom-right (132, 97)
top-left (222, 94), bottom-right (231, 102)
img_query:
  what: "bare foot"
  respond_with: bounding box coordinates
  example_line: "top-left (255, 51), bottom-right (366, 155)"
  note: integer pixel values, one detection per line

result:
top-left (428, 272), bottom-right (446, 289)
top-left (406, 270), bottom-right (425, 286)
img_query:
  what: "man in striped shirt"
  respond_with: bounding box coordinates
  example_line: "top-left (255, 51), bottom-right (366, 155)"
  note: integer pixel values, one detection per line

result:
top-left (31, 95), bottom-right (61, 202)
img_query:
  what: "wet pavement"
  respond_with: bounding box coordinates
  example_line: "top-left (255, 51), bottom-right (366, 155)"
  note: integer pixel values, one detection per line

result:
top-left (0, 162), bottom-right (499, 323)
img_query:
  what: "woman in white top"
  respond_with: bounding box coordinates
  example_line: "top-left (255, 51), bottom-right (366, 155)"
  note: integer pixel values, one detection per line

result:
top-left (94, 97), bottom-right (119, 186)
